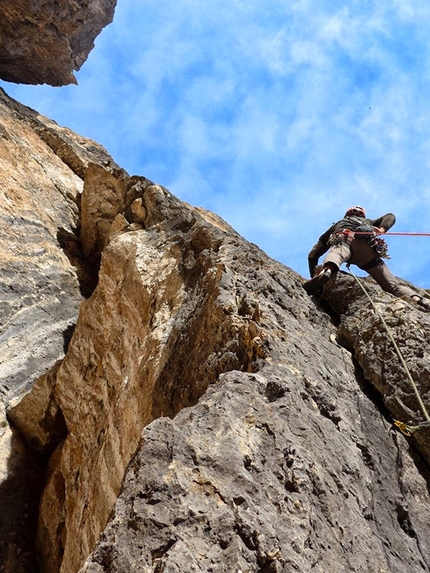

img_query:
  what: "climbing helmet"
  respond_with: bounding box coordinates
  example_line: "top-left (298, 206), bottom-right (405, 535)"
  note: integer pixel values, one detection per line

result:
top-left (345, 205), bottom-right (366, 218)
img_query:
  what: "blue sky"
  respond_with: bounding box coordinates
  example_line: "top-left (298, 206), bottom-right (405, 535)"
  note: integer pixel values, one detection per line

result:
top-left (2, 0), bottom-right (430, 287)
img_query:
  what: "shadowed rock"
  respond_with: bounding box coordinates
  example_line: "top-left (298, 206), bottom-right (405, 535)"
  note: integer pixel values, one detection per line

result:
top-left (0, 88), bottom-right (117, 572)
top-left (0, 87), bottom-right (429, 573)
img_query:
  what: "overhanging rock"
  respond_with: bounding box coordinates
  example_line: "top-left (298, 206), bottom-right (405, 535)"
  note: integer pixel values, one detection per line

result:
top-left (0, 0), bottom-right (117, 85)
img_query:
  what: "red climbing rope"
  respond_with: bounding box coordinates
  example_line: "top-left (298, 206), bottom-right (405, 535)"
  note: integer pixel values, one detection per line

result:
top-left (355, 231), bottom-right (430, 236)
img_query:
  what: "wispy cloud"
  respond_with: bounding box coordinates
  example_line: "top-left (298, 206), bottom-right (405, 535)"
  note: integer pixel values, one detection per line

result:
top-left (2, 0), bottom-right (430, 286)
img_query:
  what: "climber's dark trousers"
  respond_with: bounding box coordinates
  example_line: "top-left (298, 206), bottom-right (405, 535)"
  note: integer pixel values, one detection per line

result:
top-left (323, 239), bottom-right (416, 298)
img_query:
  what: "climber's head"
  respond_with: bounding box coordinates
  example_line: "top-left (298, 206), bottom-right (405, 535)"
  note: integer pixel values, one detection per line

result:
top-left (345, 205), bottom-right (366, 218)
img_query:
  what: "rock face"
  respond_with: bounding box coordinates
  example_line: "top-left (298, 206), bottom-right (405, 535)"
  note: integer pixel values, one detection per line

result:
top-left (0, 88), bottom-right (117, 572)
top-left (0, 0), bottom-right (117, 85)
top-left (76, 262), bottom-right (430, 572)
top-left (0, 87), bottom-right (117, 404)
top-left (0, 85), bottom-right (429, 573)
top-left (82, 371), bottom-right (430, 573)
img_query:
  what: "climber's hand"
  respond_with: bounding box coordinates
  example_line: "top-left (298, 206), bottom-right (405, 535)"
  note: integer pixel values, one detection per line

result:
top-left (373, 226), bottom-right (386, 234)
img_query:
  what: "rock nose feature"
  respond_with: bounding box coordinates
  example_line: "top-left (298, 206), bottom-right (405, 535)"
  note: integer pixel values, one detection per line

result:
top-left (0, 0), bottom-right (117, 86)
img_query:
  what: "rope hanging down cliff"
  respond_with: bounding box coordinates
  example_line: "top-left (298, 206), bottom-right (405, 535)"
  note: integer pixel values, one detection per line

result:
top-left (347, 266), bottom-right (430, 437)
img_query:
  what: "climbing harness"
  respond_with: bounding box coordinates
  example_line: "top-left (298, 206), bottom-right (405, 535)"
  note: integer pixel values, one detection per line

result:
top-left (328, 229), bottom-right (355, 247)
top-left (328, 228), bottom-right (390, 259)
top-left (347, 267), bottom-right (430, 437)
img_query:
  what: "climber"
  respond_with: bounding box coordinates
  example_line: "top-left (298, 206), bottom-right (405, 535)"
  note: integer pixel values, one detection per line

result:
top-left (303, 205), bottom-right (430, 309)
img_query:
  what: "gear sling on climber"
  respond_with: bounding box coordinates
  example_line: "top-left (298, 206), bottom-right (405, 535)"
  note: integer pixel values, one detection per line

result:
top-left (302, 205), bottom-right (430, 309)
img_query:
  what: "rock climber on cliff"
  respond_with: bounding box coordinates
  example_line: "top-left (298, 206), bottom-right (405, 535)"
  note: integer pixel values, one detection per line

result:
top-left (303, 205), bottom-right (430, 309)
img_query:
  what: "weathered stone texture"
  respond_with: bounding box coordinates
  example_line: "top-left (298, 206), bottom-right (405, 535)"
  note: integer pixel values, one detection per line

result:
top-left (81, 371), bottom-right (430, 573)
top-left (0, 403), bottom-right (45, 573)
top-left (0, 0), bottom-right (117, 86)
top-left (75, 235), bottom-right (430, 573)
top-left (323, 273), bottom-right (430, 461)
top-left (0, 87), bottom-right (430, 573)
top-left (0, 88), bottom-right (116, 403)
top-left (31, 163), bottom-right (430, 572)
top-left (34, 176), bottom-right (273, 573)
top-left (0, 88), bottom-right (118, 572)
top-left (0, 92), bottom-right (83, 403)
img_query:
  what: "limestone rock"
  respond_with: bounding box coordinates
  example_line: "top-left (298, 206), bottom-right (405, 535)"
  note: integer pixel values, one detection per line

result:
top-left (1, 89), bottom-right (120, 178)
top-left (71, 224), bottom-right (430, 573)
top-left (0, 403), bottom-right (45, 573)
top-left (0, 87), bottom-right (118, 571)
top-left (0, 85), bottom-right (430, 573)
top-left (0, 87), bottom-right (116, 403)
top-left (7, 361), bottom-right (65, 456)
top-left (0, 91), bottom-right (82, 403)
top-left (81, 371), bottom-right (430, 573)
top-left (323, 272), bottom-right (430, 460)
top-left (32, 163), bottom-right (430, 572)
top-left (0, 0), bottom-right (117, 86)
top-left (36, 177), bottom-right (276, 573)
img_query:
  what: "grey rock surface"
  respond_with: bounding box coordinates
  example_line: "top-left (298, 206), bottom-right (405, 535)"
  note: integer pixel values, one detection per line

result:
top-left (81, 361), bottom-right (430, 573)
top-left (0, 84), bottom-right (430, 573)
top-left (324, 272), bottom-right (430, 461)
top-left (0, 0), bottom-right (117, 85)
top-left (75, 191), bottom-right (430, 572)
top-left (0, 88), bottom-right (117, 402)
top-left (0, 88), bottom-right (118, 572)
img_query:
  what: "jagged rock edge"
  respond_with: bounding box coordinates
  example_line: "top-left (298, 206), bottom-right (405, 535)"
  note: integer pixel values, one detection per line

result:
top-left (1, 98), bottom-right (429, 571)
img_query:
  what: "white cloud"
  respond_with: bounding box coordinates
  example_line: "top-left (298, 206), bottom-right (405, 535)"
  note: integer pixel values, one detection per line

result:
top-left (2, 0), bottom-right (430, 287)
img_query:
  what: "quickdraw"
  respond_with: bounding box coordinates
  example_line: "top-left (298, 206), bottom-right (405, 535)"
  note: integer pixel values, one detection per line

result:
top-left (369, 236), bottom-right (390, 259)
top-left (394, 420), bottom-right (430, 437)
top-left (328, 229), bottom-right (390, 259)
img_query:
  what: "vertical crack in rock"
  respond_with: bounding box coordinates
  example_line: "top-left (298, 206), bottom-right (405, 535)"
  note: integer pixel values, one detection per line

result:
top-left (33, 168), bottom-right (276, 573)
top-left (0, 89), bottom-right (87, 402)
top-left (0, 402), bottom-right (45, 573)
top-left (0, 88), bottom-right (122, 572)
top-left (78, 245), bottom-right (430, 572)
top-left (323, 272), bottom-right (430, 463)
top-left (1, 89), bottom-right (430, 573)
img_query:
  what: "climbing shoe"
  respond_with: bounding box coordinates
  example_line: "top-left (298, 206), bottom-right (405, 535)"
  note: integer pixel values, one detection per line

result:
top-left (413, 296), bottom-right (430, 311)
top-left (303, 268), bottom-right (332, 295)
top-left (319, 268), bottom-right (332, 285)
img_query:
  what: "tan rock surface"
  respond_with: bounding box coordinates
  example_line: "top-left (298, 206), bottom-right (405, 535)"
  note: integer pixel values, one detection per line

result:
top-left (0, 92), bottom-right (83, 402)
top-left (0, 0), bottom-right (117, 86)
top-left (0, 88), bottom-right (117, 403)
top-left (0, 87), bottom-right (118, 572)
top-left (0, 86), bottom-right (429, 573)
top-left (35, 173), bottom-right (271, 572)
